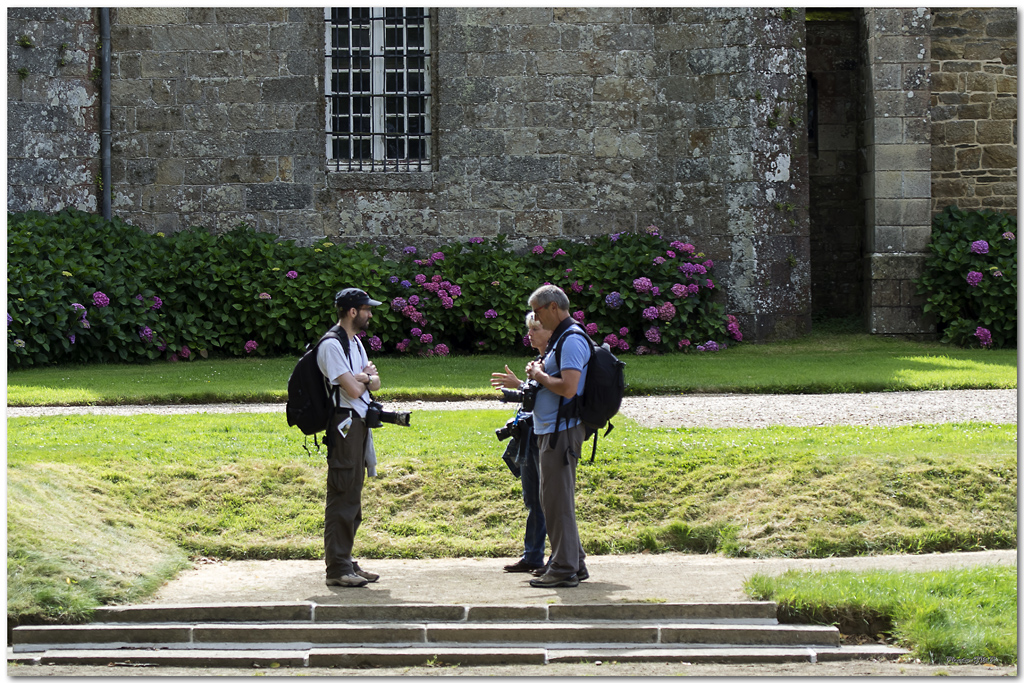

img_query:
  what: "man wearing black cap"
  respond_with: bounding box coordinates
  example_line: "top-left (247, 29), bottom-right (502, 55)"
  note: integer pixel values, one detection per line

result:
top-left (317, 288), bottom-right (383, 587)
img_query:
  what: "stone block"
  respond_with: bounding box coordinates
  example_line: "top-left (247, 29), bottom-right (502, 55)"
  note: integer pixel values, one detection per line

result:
top-left (245, 182), bottom-right (312, 210)
top-left (991, 97), bottom-right (1017, 119)
top-left (873, 144), bottom-right (930, 171)
top-left (956, 146), bottom-right (983, 170)
top-left (871, 223), bottom-right (904, 252)
top-left (982, 145), bottom-right (1017, 168)
top-left (903, 225), bottom-right (932, 253)
top-left (117, 8), bottom-right (188, 25)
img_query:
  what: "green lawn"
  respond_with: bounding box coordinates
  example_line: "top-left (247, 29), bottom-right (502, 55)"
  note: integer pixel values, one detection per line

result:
top-left (747, 566), bottom-right (1017, 664)
top-left (8, 411), bottom-right (1015, 624)
top-left (6, 332), bottom-right (1017, 405)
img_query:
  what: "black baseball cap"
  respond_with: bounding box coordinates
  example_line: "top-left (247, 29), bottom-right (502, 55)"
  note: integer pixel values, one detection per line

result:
top-left (334, 288), bottom-right (382, 308)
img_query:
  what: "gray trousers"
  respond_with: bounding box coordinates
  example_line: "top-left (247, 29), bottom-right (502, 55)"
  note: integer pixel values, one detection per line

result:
top-left (537, 423), bottom-right (587, 578)
top-left (324, 411), bottom-right (367, 578)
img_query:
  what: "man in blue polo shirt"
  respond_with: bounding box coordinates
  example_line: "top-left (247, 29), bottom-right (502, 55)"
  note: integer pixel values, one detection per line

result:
top-left (524, 284), bottom-right (590, 588)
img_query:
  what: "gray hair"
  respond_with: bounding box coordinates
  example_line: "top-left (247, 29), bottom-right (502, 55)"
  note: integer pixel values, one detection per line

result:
top-left (525, 311), bottom-right (544, 330)
top-left (528, 284), bottom-right (569, 311)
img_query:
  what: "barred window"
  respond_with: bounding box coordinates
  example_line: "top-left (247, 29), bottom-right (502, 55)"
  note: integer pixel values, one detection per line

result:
top-left (324, 8), bottom-right (431, 172)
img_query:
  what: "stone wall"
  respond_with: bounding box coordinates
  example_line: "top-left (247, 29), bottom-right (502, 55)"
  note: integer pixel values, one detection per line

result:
top-left (930, 7), bottom-right (1017, 215)
top-left (806, 14), bottom-right (864, 319)
top-left (7, 8), bottom-right (99, 213)
top-left (92, 7), bottom-right (812, 341)
top-left (860, 8), bottom-right (936, 336)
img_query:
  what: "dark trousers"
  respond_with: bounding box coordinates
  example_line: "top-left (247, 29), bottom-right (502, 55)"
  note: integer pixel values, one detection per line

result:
top-left (324, 411), bottom-right (366, 578)
top-left (537, 423), bottom-right (587, 578)
top-left (520, 437), bottom-right (547, 566)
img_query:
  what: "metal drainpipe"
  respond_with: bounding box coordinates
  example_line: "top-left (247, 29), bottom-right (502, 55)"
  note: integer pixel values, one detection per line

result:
top-left (99, 8), bottom-right (111, 220)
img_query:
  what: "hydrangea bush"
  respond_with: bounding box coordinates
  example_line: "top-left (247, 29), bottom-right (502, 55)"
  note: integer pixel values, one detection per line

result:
top-left (8, 210), bottom-right (741, 367)
top-left (915, 206), bottom-right (1017, 349)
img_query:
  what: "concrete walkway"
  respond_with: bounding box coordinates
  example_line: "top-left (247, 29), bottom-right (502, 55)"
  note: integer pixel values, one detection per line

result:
top-left (149, 550), bottom-right (1017, 608)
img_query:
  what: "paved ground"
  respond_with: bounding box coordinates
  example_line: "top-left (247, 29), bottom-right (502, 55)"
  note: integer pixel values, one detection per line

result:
top-left (147, 550), bottom-right (1017, 608)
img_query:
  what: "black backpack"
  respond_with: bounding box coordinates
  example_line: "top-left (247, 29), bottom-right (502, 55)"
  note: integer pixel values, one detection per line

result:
top-left (553, 326), bottom-right (626, 462)
top-left (286, 326), bottom-right (345, 452)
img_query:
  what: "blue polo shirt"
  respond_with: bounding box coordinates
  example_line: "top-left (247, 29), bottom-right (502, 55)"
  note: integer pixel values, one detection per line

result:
top-left (532, 326), bottom-right (590, 435)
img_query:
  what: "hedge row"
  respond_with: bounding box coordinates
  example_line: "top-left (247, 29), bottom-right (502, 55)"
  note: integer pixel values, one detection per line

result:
top-left (8, 210), bottom-right (739, 367)
top-left (915, 206), bottom-right (1017, 349)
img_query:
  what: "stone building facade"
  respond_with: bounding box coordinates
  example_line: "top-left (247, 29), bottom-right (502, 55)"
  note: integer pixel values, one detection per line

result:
top-left (7, 7), bottom-right (1018, 341)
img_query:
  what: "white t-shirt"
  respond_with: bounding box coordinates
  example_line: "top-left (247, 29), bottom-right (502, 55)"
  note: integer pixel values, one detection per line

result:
top-left (316, 334), bottom-right (370, 418)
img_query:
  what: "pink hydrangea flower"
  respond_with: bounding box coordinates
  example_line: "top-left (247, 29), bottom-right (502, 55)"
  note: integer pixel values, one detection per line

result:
top-left (485, 309), bottom-right (498, 319)
top-left (619, 327), bottom-right (629, 336)
top-left (645, 327), bottom-right (661, 343)
top-left (414, 274), bottom-right (427, 285)
top-left (409, 295), bottom-right (421, 306)
top-left (671, 283), bottom-right (687, 298)
top-left (92, 291), bottom-right (110, 307)
top-left (970, 240), bottom-right (989, 255)
top-left (604, 333), bottom-right (620, 348)
top-left (244, 340), bottom-right (258, 353)
top-left (633, 277), bottom-right (653, 294)
top-left (432, 252), bottom-right (445, 261)
top-left (642, 306), bottom-right (659, 321)
top-left (658, 301), bottom-right (676, 321)
top-left (653, 256), bottom-right (666, 265)
top-left (553, 248), bottom-right (566, 256)
top-left (369, 336), bottom-right (382, 351)
top-left (178, 345), bottom-right (191, 359)
top-left (420, 333), bottom-right (433, 344)
top-left (434, 343), bottom-right (450, 356)
top-left (679, 339), bottom-right (691, 349)
top-left (666, 250), bottom-right (676, 259)
top-left (573, 310), bottom-right (585, 323)
top-left (975, 327), bottom-right (992, 348)
top-left (286, 270), bottom-right (298, 279)
top-left (585, 322), bottom-right (598, 336)
top-left (532, 245), bottom-right (545, 255)
top-left (411, 327), bottom-right (422, 337)
top-left (967, 271), bottom-right (983, 287)
top-left (259, 292), bottom-right (271, 300)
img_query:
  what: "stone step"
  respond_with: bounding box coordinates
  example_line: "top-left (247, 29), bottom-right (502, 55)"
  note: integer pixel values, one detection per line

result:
top-left (8, 644), bottom-right (909, 668)
top-left (13, 620), bottom-right (840, 651)
top-left (89, 601), bottom-right (778, 624)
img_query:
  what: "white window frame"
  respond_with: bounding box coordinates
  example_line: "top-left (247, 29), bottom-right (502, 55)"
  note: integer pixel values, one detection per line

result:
top-left (324, 7), bottom-right (431, 172)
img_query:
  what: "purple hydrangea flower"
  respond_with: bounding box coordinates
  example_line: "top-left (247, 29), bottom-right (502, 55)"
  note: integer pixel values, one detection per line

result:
top-left (392, 297), bottom-right (407, 311)
top-left (666, 250), bottom-right (676, 259)
top-left (633, 277), bottom-right (653, 294)
top-left (244, 340), bottom-right (258, 353)
top-left (92, 291), bottom-right (110, 307)
top-left (585, 322), bottom-right (598, 336)
top-left (652, 286), bottom-right (660, 297)
top-left (409, 295), bottom-right (421, 306)
top-left (420, 333), bottom-right (433, 344)
top-left (619, 327), bottom-right (629, 336)
top-left (618, 340), bottom-right (629, 351)
top-left (402, 304), bottom-right (417, 319)
top-left (440, 295), bottom-right (454, 309)
top-left (259, 292), bottom-right (271, 300)
top-left (671, 283), bottom-right (687, 298)
top-left (403, 246), bottom-right (417, 255)
top-left (1002, 231), bottom-right (1015, 240)
top-left (532, 245), bottom-right (545, 255)
top-left (401, 280), bottom-right (412, 288)
top-left (431, 251), bottom-right (445, 261)
top-left (389, 275), bottom-right (400, 284)
top-left (688, 284), bottom-right (699, 295)
top-left (485, 309), bottom-right (498, 319)
top-left (970, 240), bottom-right (989, 255)
top-left (68, 334), bottom-right (76, 344)
top-left (703, 260), bottom-right (714, 270)
top-left (423, 282), bottom-right (440, 293)
top-left (573, 310), bottom-right (585, 323)
top-left (414, 274), bottom-right (427, 285)
top-left (139, 326), bottom-right (154, 342)
top-left (178, 345), bottom-right (191, 359)
top-left (449, 284), bottom-right (462, 297)
top-left (604, 333), bottom-right (620, 348)
top-left (469, 237), bottom-right (483, 244)
top-left (431, 274), bottom-right (443, 283)
top-left (967, 271), bottom-right (984, 287)
top-left (645, 327), bottom-right (661, 343)
top-left (642, 306), bottom-right (659, 321)
top-left (286, 270), bottom-right (298, 279)
top-left (658, 301), bottom-right (676, 321)
top-left (434, 343), bottom-right (450, 357)
top-left (571, 281), bottom-right (583, 293)
top-left (151, 296), bottom-right (163, 310)
top-left (653, 256), bottom-right (666, 266)
top-left (975, 327), bottom-right (992, 348)
top-left (679, 339), bottom-right (691, 349)
top-left (605, 291), bottom-right (623, 309)
top-left (705, 279), bottom-right (714, 289)
top-left (7, 313), bottom-right (12, 327)
top-left (397, 339), bottom-right (411, 352)
top-left (610, 232), bottom-right (621, 242)
top-left (369, 336), bottom-right (382, 351)
top-left (553, 248), bottom-right (566, 257)
top-left (411, 327), bottom-right (422, 337)
top-left (636, 345), bottom-right (650, 356)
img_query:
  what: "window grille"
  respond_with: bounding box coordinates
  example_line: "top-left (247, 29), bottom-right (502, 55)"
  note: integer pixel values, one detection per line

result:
top-left (324, 8), bottom-right (431, 172)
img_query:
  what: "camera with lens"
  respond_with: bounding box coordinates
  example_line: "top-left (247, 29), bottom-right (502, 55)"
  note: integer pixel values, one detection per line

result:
top-left (364, 400), bottom-right (412, 429)
top-left (495, 412), bottom-right (533, 442)
top-left (498, 380), bottom-right (540, 412)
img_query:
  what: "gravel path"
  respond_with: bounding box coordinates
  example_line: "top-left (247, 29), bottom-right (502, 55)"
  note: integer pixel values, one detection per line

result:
top-left (6, 389), bottom-right (1016, 428)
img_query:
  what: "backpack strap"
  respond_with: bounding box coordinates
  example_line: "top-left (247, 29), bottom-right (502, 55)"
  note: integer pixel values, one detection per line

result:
top-left (548, 323), bottom-right (593, 449)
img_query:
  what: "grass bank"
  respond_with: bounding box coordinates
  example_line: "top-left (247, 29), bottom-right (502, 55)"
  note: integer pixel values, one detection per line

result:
top-left (7, 332), bottom-right (1016, 406)
top-left (746, 566), bottom-right (1017, 665)
top-left (8, 410), bottom-right (1015, 625)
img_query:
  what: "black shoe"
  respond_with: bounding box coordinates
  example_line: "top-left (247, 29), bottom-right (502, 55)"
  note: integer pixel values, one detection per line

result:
top-left (529, 572), bottom-right (579, 588)
top-left (577, 567), bottom-right (589, 581)
top-left (531, 564), bottom-right (550, 577)
top-left (504, 559), bottom-right (544, 573)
